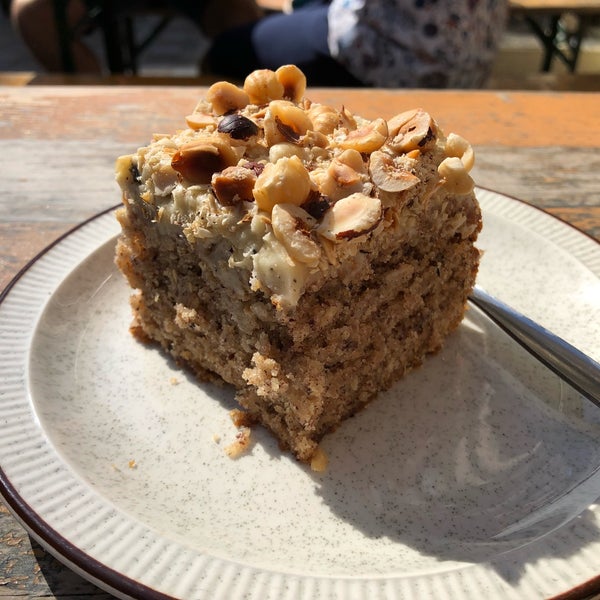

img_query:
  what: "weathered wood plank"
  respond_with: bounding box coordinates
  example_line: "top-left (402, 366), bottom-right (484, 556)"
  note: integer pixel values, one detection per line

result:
top-left (1, 502), bottom-right (113, 598)
top-left (474, 146), bottom-right (600, 210)
top-left (0, 222), bottom-right (77, 291)
top-left (2, 140), bottom-right (598, 222)
top-left (1, 87), bottom-right (599, 147)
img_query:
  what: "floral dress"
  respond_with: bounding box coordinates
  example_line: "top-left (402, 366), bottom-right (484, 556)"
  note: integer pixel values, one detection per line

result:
top-left (327, 0), bottom-right (508, 88)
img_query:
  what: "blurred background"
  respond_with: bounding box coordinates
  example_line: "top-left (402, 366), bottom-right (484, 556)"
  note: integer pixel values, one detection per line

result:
top-left (1, 0), bottom-right (599, 89)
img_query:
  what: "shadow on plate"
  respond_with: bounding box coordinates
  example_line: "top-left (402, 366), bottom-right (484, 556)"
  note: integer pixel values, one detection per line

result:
top-left (310, 308), bottom-right (600, 585)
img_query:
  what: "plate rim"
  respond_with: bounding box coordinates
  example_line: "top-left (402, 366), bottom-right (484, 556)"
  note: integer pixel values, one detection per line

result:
top-left (1, 187), bottom-right (600, 600)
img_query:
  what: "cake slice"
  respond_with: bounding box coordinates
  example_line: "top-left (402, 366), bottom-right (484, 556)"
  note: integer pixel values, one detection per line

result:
top-left (115, 65), bottom-right (481, 464)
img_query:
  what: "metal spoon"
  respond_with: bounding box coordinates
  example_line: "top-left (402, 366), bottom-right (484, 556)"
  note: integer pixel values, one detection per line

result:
top-left (468, 285), bottom-right (600, 407)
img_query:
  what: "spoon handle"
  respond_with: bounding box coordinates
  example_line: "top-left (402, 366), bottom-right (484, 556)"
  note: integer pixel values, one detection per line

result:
top-left (468, 285), bottom-right (600, 407)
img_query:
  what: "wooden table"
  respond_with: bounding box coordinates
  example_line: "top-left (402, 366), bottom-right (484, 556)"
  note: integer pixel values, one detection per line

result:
top-left (0, 86), bottom-right (599, 598)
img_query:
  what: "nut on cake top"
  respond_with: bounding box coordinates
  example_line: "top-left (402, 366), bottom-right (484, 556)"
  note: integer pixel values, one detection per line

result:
top-left (115, 65), bottom-right (477, 310)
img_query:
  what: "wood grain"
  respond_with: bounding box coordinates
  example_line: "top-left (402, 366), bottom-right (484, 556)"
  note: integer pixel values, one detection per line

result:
top-left (1, 87), bottom-right (599, 147)
top-left (1, 503), bottom-right (114, 598)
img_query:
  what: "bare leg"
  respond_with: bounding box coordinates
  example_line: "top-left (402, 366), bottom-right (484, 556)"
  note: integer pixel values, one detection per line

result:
top-left (11, 0), bottom-right (102, 72)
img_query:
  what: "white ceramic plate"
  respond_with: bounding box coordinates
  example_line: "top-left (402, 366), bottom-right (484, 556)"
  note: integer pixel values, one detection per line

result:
top-left (1, 188), bottom-right (600, 600)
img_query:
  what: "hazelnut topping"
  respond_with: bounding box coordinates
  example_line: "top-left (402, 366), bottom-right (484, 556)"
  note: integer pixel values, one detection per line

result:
top-left (126, 66), bottom-right (476, 308)
top-left (171, 139), bottom-right (238, 185)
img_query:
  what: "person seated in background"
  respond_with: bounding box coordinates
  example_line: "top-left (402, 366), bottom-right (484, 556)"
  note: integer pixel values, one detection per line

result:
top-left (205, 0), bottom-right (509, 88)
top-left (9, 0), bottom-right (264, 73)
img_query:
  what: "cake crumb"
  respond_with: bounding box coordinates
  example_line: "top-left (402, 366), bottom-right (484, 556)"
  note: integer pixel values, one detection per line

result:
top-left (128, 459), bottom-right (137, 469)
top-left (212, 433), bottom-right (221, 443)
top-left (310, 447), bottom-right (328, 472)
top-left (229, 408), bottom-right (255, 428)
top-left (169, 377), bottom-right (180, 385)
top-left (224, 427), bottom-right (252, 458)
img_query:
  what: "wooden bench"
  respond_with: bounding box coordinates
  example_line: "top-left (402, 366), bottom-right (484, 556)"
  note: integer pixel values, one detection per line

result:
top-left (52, 0), bottom-right (178, 74)
top-left (51, 0), bottom-right (286, 75)
top-left (509, 0), bottom-right (600, 71)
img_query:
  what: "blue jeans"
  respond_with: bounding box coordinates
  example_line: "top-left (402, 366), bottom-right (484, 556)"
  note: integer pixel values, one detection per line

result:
top-left (205, 1), bottom-right (363, 87)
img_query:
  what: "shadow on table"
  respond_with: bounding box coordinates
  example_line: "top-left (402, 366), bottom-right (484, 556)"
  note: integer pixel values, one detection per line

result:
top-left (29, 536), bottom-right (115, 599)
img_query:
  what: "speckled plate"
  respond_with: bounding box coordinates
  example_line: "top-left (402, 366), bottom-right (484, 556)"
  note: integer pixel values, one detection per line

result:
top-left (1, 188), bottom-right (600, 600)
